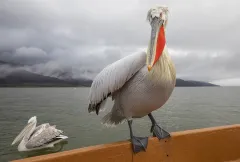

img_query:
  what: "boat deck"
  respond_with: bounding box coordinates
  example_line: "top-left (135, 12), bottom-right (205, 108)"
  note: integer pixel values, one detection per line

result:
top-left (12, 124), bottom-right (240, 162)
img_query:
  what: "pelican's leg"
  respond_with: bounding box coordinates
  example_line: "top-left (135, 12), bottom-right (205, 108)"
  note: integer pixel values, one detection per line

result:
top-left (148, 113), bottom-right (170, 140)
top-left (127, 120), bottom-right (148, 153)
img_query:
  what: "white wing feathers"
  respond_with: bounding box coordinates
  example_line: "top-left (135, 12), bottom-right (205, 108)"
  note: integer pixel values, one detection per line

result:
top-left (26, 124), bottom-right (63, 149)
top-left (89, 51), bottom-right (146, 106)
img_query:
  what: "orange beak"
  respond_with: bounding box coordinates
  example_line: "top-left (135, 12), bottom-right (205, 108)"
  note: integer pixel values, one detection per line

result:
top-left (147, 21), bottom-right (166, 71)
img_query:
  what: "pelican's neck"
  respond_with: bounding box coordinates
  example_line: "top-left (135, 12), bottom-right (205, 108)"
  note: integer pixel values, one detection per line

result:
top-left (19, 121), bottom-right (37, 149)
top-left (148, 45), bottom-right (176, 83)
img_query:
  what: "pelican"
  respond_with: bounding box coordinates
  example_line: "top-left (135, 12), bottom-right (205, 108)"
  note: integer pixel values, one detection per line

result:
top-left (88, 5), bottom-right (176, 153)
top-left (11, 116), bottom-right (68, 152)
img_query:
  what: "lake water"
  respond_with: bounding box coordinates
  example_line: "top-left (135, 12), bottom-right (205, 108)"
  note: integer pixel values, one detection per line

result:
top-left (0, 87), bottom-right (239, 161)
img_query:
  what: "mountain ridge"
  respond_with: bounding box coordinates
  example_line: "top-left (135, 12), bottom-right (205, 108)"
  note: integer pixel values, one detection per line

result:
top-left (0, 70), bottom-right (219, 87)
top-left (0, 60), bottom-right (219, 87)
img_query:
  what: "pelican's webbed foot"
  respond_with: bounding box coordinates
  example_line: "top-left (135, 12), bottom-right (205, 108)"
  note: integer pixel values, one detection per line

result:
top-left (150, 124), bottom-right (170, 139)
top-left (128, 120), bottom-right (148, 153)
top-left (148, 113), bottom-right (171, 140)
top-left (131, 136), bottom-right (148, 153)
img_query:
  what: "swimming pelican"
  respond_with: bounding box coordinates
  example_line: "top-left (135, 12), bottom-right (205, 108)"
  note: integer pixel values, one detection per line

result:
top-left (88, 5), bottom-right (176, 153)
top-left (11, 116), bottom-right (68, 152)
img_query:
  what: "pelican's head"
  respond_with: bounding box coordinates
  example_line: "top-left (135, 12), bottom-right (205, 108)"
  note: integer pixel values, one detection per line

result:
top-left (146, 5), bottom-right (169, 71)
top-left (28, 116), bottom-right (37, 124)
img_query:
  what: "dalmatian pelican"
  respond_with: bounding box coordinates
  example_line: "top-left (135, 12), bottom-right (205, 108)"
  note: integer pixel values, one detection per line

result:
top-left (88, 5), bottom-right (176, 153)
top-left (11, 116), bottom-right (68, 152)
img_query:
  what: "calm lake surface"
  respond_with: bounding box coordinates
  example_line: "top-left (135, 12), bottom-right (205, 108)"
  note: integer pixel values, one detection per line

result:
top-left (0, 87), bottom-right (239, 161)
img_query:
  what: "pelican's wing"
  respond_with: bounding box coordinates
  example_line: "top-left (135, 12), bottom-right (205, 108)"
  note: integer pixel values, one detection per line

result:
top-left (30, 123), bottom-right (50, 138)
top-left (88, 51), bottom-right (146, 114)
top-left (25, 124), bottom-right (63, 149)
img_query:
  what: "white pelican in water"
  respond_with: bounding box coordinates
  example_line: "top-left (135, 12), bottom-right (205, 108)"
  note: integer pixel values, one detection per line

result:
top-left (11, 116), bottom-right (68, 152)
top-left (88, 5), bottom-right (176, 153)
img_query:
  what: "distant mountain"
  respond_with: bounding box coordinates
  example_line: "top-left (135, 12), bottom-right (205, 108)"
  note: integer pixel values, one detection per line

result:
top-left (0, 60), bottom-right (24, 67)
top-left (0, 70), bottom-right (219, 87)
top-left (175, 79), bottom-right (218, 87)
top-left (0, 70), bottom-right (92, 87)
top-left (0, 60), bottom-right (6, 64)
top-left (0, 60), bottom-right (219, 87)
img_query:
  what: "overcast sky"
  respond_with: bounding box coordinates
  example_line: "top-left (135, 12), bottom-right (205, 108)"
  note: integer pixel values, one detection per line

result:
top-left (0, 0), bottom-right (240, 85)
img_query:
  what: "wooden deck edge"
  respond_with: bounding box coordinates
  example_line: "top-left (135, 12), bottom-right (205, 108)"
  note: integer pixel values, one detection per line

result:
top-left (11, 124), bottom-right (240, 162)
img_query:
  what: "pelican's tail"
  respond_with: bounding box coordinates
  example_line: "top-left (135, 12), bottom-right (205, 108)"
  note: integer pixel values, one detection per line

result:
top-left (101, 112), bottom-right (125, 127)
top-left (101, 102), bottom-right (125, 127)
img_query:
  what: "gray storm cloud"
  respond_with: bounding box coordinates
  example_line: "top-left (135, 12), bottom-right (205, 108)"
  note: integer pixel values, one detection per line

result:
top-left (0, 0), bottom-right (239, 85)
